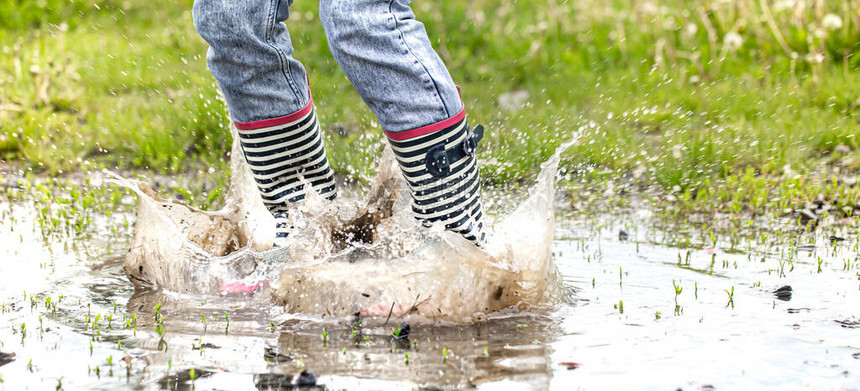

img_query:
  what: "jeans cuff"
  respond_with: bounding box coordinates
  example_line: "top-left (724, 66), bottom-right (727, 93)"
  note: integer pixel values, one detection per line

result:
top-left (384, 85), bottom-right (465, 140)
top-left (384, 106), bottom-right (465, 141)
top-left (233, 91), bottom-right (314, 131)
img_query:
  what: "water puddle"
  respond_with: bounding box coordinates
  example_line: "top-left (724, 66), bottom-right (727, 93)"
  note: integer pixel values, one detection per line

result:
top-left (1, 147), bottom-right (860, 389)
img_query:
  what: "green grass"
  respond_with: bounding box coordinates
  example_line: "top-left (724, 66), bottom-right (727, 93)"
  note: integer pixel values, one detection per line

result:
top-left (1, 0), bottom-right (858, 212)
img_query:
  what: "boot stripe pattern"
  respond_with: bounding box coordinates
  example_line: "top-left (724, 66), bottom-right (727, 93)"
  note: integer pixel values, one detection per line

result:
top-left (387, 115), bottom-right (485, 246)
top-left (273, 211), bottom-right (290, 239)
top-left (235, 102), bottom-right (336, 214)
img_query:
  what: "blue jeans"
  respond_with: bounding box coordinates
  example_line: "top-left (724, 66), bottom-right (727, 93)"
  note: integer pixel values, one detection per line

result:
top-left (192, 0), bottom-right (464, 132)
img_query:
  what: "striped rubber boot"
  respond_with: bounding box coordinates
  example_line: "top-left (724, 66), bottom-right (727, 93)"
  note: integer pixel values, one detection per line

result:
top-left (234, 97), bottom-right (337, 242)
top-left (386, 110), bottom-right (486, 247)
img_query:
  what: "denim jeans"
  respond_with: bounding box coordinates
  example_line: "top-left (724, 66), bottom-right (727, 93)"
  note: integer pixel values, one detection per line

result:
top-left (192, 0), bottom-right (464, 133)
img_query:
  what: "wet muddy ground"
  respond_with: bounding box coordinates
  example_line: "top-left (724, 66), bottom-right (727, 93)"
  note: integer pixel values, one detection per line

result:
top-left (0, 189), bottom-right (859, 390)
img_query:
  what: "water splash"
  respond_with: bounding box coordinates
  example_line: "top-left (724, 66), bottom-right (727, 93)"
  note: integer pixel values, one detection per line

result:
top-left (113, 132), bottom-right (577, 323)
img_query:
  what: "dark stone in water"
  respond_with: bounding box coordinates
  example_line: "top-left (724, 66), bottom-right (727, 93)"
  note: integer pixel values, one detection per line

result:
top-left (295, 369), bottom-right (317, 387)
top-left (393, 322), bottom-right (410, 340)
top-left (253, 370), bottom-right (318, 390)
top-left (0, 351), bottom-right (15, 367)
top-left (618, 230), bottom-right (629, 241)
top-left (773, 285), bottom-right (792, 301)
top-left (797, 209), bottom-right (818, 228)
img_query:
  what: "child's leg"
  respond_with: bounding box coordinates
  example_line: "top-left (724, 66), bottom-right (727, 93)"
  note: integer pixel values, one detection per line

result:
top-left (193, 0), bottom-right (309, 122)
top-left (319, 0), bottom-right (462, 132)
top-left (320, 0), bottom-right (486, 246)
top-left (193, 0), bottom-right (336, 240)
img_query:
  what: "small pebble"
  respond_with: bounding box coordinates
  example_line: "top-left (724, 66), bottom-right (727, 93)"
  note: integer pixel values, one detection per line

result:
top-left (393, 322), bottom-right (410, 340)
top-left (773, 285), bottom-right (792, 300)
top-left (295, 369), bottom-right (316, 387)
top-left (0, 351), bottom-right (15, 367)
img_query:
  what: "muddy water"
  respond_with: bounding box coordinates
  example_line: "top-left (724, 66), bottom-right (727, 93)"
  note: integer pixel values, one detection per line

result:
top-left (117, 138), bottom-right (566, 323)
top-left (1, 193), bottom-right (859, 390)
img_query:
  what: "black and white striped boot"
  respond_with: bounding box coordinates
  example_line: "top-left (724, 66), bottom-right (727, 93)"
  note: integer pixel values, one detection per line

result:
top-left (386, 111), bottom-right (486, 247)
top-left (234, 98), bottom-right (336, 243)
